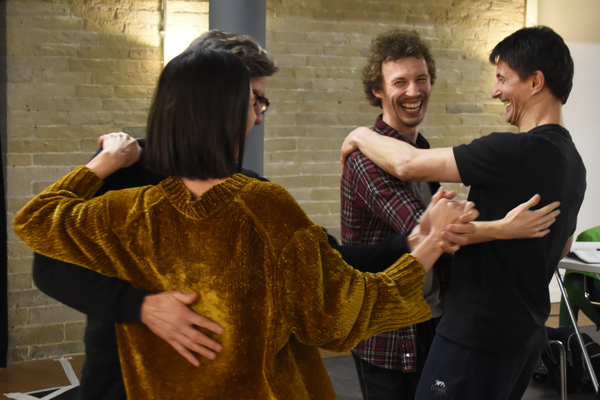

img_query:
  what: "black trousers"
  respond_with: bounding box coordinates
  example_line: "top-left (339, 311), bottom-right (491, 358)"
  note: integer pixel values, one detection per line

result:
top-left (415, 334), bottom-right (541, 400)
top-left (352, 352), bottom-right (420, 399)
top-left (351, 318), bottom-right (439, 400)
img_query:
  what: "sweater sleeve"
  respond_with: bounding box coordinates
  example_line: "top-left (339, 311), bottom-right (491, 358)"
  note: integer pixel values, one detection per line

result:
top-left (29, 148), bottom-right (158, 323)
top-left (14, 166), bottom-right (134, 279)
top-left (280, 225), bottom-right (431, 352)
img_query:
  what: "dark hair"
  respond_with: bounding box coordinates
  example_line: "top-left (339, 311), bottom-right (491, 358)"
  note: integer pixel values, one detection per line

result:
top-left (187, 30), bottom-right (279, 78)
top-left (146, 48), bottom-right (250, 179)
top-left (489, 25), bottom-right (574, 105)
top-left (362, 29), bottom-right (436, 108)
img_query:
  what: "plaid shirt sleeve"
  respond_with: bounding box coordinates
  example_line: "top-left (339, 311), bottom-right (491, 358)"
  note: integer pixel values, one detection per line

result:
top-left (341, 150), bottom-right (428, 372)
top-left (348, 151), bottom-right (425, 235)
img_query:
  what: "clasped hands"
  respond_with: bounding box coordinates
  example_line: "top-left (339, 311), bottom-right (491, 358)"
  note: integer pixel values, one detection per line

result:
top-left (91, 131), bottom-right (560, 368)
top-left (411, 187), bottom-right (478, 255)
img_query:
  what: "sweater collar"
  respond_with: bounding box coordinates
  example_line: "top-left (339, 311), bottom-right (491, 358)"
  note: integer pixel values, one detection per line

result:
top-left (158, 173), bottom-right (252, 219)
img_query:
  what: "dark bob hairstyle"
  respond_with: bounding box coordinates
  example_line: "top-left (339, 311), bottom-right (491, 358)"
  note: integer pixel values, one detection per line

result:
top-left (146, 48), bottom-right (250, 179)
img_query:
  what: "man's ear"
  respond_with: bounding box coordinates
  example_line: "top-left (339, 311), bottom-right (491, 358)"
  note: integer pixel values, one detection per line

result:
top-left (531, 70), bottom-right (545, 96)
top-left (372, 87), bottom-right (383, 99)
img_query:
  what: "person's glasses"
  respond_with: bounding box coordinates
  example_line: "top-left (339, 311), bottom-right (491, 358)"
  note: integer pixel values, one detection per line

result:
top-left (253, 91), bottom-right (270, 114)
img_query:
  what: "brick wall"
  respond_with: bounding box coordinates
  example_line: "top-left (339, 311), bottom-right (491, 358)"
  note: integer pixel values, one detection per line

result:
top-left (4, 0), bottom-right (524, 362)
top-left (264, 0), bottom-right (523, 229)
top-left (5, 0), bottom-right (209, 362)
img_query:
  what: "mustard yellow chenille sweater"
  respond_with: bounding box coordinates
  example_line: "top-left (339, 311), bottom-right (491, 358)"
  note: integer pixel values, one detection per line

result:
top-left (14, 166), bottom-right (431, 399)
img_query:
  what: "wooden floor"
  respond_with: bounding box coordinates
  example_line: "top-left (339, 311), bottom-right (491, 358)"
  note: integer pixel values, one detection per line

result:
top-left (0, 354), bottom-right (84, 398)
top-left (546, 300), bottom-right (593, 327)
top-left (0, 303), bottom-right (593, 398)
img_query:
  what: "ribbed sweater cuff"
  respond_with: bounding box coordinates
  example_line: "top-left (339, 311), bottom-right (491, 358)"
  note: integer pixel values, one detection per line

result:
top-left (47, 166), bottom-right (104, 200)
top-left (384, 254), bottom-right (425, 291)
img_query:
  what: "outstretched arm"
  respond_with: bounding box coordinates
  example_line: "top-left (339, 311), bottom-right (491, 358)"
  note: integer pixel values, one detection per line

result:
top-left (283, 195), bottom-right (477, 352)
top-left (468, 194), bottom-right (560, 244)
top-left (341, 126), bottom-right (461, 183)
top-left (342, 128), bottom-right (561, 244)
top-left (411, 192), bottom-right (559, 247)
top-left (331, 232), bottom-right (410, 273)
top-left (34, 253), bottom-right (223, 366)
top-left (32, 132), bottom-right (224, 366)
top-left (33, 253), bottom-right (149, 323)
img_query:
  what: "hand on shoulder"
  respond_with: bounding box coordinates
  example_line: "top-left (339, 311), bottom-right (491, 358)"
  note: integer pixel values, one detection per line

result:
top-left (86, 132), bottom-right (141, 179)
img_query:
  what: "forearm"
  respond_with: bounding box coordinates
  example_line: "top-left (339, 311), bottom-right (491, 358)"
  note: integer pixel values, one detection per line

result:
top-left (410, 232), bottom-right (445, 272)
top-left (33, 253), bottom-right (148, 322)
top-left (463, 220), bottom-right (510, 245)
top-left (464, 202), bottom-right (558, 244)
top-left (334, 232), bottom-right (410, 273)
top-left (14, 166), bottom-right (125, 279)
top-left (344, 128), bottom-right (460, 183)
top-left (353, 131), bottom-right (414, 179)
top-left (86, 149), bottom-right (126, 180)
top-left (86, 132), bottom-right (142, 179)
top-left (285, 227), bottom-right (430, 352)
top-left (319, 254), bottom-right (431, 352)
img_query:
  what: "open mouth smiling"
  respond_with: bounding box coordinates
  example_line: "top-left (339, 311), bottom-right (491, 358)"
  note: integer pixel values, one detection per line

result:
top-left (401, 100), bottom-right (422, 111)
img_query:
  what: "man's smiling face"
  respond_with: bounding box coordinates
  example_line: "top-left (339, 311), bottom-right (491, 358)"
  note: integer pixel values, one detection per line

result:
top-left (491, 59), bottom-right (533, 129)
top-left (373, 56), bottom-right (432, 137)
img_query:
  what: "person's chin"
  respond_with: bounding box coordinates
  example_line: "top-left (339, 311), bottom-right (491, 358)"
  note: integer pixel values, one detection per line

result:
top-left (401, 115), bottom-right (425, 128)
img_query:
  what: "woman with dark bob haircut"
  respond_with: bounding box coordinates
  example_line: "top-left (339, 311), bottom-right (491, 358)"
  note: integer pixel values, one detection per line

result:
top-left (146, 47), bottom-right (250, 180)
top-left (14, 47), bottom-right (477, 399)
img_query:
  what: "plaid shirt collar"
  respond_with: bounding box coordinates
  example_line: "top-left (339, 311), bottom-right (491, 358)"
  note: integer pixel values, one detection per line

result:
top-left (373, 114), bottom-right (431, 150)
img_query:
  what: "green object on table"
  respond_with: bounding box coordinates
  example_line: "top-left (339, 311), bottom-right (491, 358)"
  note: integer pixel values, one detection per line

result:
top-left (559, 226), bottom-right (600, 328)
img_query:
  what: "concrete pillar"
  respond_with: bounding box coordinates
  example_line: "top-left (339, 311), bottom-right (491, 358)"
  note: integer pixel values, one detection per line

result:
top-left (209, 0), bottom-right (267, 176)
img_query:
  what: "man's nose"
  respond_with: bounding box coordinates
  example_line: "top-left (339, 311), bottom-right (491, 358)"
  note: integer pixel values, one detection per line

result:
top-left (406, 81), bottom-right (420, 97)
top-left (491, 83), bottom-right (501, 99)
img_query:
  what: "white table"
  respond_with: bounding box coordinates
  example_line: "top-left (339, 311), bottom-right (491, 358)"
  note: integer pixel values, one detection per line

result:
top-left (559, 256), bottom-right (600, 275)
top-left (556, 256), bottom-right (600, 394)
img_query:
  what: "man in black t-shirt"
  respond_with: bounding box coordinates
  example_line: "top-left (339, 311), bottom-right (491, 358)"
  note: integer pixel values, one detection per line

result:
top-left (341, 26), bottom-right (586, 400)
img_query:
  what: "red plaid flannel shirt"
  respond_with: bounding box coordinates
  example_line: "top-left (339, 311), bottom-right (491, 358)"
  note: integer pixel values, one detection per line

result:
top-left (340, 115), bottom-right (431, 372)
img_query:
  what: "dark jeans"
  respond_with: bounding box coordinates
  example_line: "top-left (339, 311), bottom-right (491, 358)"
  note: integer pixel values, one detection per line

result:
top-left (352, 319), bottom-right (439, 400)
top-left (415, 334), bottom-right (541, 400)
top-left (352, 352), bottom-right (420, 400)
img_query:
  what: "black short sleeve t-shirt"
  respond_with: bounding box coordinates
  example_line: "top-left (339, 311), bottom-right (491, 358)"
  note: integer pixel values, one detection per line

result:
top-left (437, 124), bottom-right (586, 354)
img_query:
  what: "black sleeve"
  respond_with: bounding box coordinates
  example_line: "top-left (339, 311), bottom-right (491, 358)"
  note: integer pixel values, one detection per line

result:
top-left (327, 232), bottom-right (410, 273)
top-left (240, 167), bottom-right (269, 182)
top-left (33, 253), bottom-right (149, 323)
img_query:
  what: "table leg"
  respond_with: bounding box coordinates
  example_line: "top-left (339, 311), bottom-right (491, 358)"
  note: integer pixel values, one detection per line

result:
top-left (555, 269), bottom-right (599, 393)
top-left (549, 340), bottom-right (567, 400)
